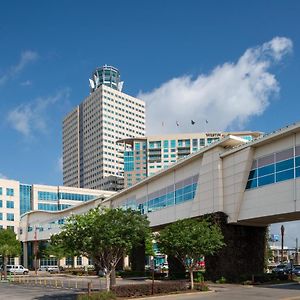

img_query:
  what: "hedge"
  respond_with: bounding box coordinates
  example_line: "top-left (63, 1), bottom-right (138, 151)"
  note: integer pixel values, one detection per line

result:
top-left (111, 281), bottom-right (188, 297)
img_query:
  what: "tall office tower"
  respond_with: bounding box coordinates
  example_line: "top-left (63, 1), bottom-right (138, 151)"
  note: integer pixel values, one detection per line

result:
top-left (63, 65), bottom-right (146, 190)
top-left (119, 131), bottom-right (262, 188)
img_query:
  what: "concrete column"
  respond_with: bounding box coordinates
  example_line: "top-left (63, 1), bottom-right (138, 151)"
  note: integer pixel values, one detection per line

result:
top-left (205, 212), bottom-right (267, 282)
top-left (23, 242), bottom-right (28, 268)
top-left (130, 242), bottom-right (145, 273)
top-left (124, 256), bottom-right (129, 269)
top-left (167, 255), bottom-right (186, 279)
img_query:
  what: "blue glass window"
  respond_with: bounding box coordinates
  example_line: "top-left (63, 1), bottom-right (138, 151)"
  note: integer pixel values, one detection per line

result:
top-left (258, 174), bottom-right (275, 187)
top-left (38, 191), bottom-right (58, 201)
top-left (295, 156), bottom-right (300, 167)
top-left (0, 213), bottom-right (2, 220)
top-left (38, 203), bottom-right (58, 211)
top-left (6, 201), bottom-right (14, 208)
top-left (135, 143), bottom-right (141, 150)
top-left (170, 140), bottom-right (176, 148)
top-left (276, 169), bottom-right (294, 182)
top-left (258, 164), bottom-right (275, 177)
top-left (20, 184), bottom-right (32, 215)
top-left (77, 256), bottom-right (82, 266)
top-left (144, 176), bottom-right (198, 213)
top-left (163, 140), bottom-right (169, 148)
top-left (248, 169), bottom-right (258, 180)
top-left (0, 200), bottom-right (2, 208)
top-left (0, 187), bottom-right (2, 195)
top-left (6, 188), bottom-right (14, 196)
top-left (65, 257), bottom-right (73, 266)
top-left (246, 179), bottom-right (257, 189)
top-left (295, 167), bottom-right (300, 178)
top-left (276, 158), bottom-right (294, 172)
top-left (7, 213), bottom-right (14, 221)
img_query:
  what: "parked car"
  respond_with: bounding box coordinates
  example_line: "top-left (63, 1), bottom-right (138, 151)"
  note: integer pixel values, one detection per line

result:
top-left (39, 265), bottom-right (49, 271)
top-left (272, 263), bottom-right (292, 275)
top-left (47, 266), bottom-right (60, 273)
top-left (6, 265), bottom-right (29, 275)
top-left (292, 265), bottom-right (300, 276)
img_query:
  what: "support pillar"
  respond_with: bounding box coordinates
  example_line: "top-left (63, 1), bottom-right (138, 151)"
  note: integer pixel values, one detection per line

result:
top-left (167, 255), bottom-right (186, 279)
top-left (22, 241), bottom-right (28, 268)
top-left (130, 242), bottom-right (145, 274)
top-left (205, 212), bottom-right (267, 282)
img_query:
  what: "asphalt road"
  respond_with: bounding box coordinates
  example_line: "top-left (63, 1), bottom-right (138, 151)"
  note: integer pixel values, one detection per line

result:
top-left (140, 283), bottom-right (300, 300)
top-left (1, 281), bottom-right (300, 300)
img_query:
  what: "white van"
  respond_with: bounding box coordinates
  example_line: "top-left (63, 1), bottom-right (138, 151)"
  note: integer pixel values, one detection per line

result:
top-left (47, 266), bottom-right (59, 273)
top-left (7, 265), bottom-right (29, 275)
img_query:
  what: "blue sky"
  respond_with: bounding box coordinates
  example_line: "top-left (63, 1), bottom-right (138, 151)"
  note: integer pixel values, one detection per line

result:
top-left (0, 1), bottom-right (300, 241)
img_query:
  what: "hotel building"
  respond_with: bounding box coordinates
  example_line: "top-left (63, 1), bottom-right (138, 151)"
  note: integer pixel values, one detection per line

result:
top-left (63, 65), bottom-right (146, 191)
top-left (119, 131), bottom-right (262, 187)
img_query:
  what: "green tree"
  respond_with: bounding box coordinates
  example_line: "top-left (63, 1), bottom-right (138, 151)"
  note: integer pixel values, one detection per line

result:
top-left (51, 207), bottom-right (151, 291)
top-left (46, 237), bottom-right (72, 271)
top-left (0, 229), bottom-right (21, 280)
top-left (158, 218), bottom-right (225, 289)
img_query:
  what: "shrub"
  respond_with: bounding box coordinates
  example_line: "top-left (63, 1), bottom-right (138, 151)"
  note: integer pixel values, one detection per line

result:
top-left (194, 271), bottom-right (204, 283)
top-left (77, 291), bottom-right (116, 300)
top-left (119, 270), bottom-right (148, 278)
top-left (111, 281), bottom-right (188, 297)
top-left (194, 282), bottom-right (209, 291)
top-left (216, 276), bottom-right (226, 284)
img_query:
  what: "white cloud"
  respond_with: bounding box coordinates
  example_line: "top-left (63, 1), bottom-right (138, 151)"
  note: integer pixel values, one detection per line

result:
top-left (21, 80), bottom-right (32, 86)
top-left (7, 89), bottom-right (70, 137)
top-left (0, 50), bottom-right (38, 86)
top-left (138, 37), bottom-right (293, 135)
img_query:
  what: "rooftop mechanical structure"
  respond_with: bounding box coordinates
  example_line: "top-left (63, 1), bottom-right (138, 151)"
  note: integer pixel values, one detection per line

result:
top-left (89, 65), bottom-right (124, 92)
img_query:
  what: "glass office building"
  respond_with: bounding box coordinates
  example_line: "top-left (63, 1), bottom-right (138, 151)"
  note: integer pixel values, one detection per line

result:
top-left (0, 178), bottom-right (114, 235)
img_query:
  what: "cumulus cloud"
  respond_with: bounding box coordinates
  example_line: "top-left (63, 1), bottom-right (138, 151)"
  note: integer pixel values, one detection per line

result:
top-left (0, 50), bottom-right (38, 86)
top-left (139, 37), bottom-right (293, 134)
top-left (7, 89), bottom-right (70, 137)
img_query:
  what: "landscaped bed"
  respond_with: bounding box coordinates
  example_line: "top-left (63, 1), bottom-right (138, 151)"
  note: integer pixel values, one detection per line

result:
top-left (77, 280), bottom-right (209, 299)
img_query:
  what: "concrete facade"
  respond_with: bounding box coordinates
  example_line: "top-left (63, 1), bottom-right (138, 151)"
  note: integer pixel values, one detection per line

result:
top-left (63, 67), bottom-right (145, 191)
top-left (19, 122), bottom-right (300, 274)
top-left (119, 131), bottom-right (261, 188)
top-left (0, 178), bottom-right (114, 236)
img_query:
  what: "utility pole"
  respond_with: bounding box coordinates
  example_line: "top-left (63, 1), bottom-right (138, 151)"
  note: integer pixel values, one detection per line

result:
top-left (281, 225), bottom-right (285, 263)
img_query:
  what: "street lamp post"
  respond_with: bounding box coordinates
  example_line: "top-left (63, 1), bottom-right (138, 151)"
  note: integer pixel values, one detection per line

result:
top-left (281, 225), bottom-right (285, 263)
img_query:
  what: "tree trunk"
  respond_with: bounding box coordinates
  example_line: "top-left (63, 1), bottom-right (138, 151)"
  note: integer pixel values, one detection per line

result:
top-left (105, 273), bottom-right (110, 291)
top-left (110, 267), bottom-right (116, 286)
top-left (189, 269), bottom-right (194, 290)
top-left (4, 256), bottom-right (8, 280)
top-left (57, 258), bottom-right (61, 273)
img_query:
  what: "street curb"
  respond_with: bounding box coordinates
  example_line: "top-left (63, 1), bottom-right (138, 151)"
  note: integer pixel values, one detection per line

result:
top-left (260, 282), bottom-right (300, 287)
top-left (126, 290), bottom-right (215, 299)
